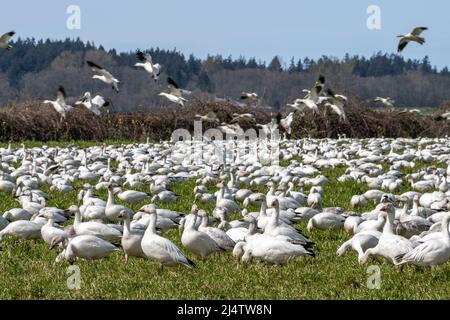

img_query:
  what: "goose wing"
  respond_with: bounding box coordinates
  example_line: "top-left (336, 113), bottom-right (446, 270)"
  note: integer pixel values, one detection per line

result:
top-left (91, 95), bottom-right (108, 107)
top-left (87, 61), bottom-right (113, 79)
top-left (411, 27), bottom-right (428, 36)
top-left (56, 86), bottom-right (66, 104)
top-left (0, 31), bottom-right (15, 43)
top-left (309, 75), bottom-right (325, 102)
top-left (159, 236), bottom-right (192, 266)
top-left (398, 39), bottom-right (409, 52)
top-left (136, 50), bottom-right (152, 64)
top-left (167, 77), bottom-right (182, 97)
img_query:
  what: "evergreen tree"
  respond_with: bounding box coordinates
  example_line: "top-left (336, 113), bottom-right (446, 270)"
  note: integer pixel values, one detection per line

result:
top-left (268, 56), bottom-right (282, 72)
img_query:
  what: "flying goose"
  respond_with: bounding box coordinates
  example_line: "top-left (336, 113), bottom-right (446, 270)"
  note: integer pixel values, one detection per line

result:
top-left (86, 60), bottom-right (120, 93)
top-left (435, 112), bottom-right (450, 121)
top-left (135, 50), bottom-right (161, 81)
top-left (240, 92), bottom-right (258, 101)
top-left (75, 92), bottom-right (110, 116)
top-left (288, 75), bottom-right (325, 114)
top-left (397, 27), bottom-right (428, 52)
top-left (159, 77), bottom-right (188, 107)
top-left (0, 31), bottom-right (15, 50)
top-left (373, 97), bottom-right (395, 108)
top-left (278, 112), bottom-right (294, 139)
top-left (195, 111), bottom-right (219, 123)
top-left (325, 89), bottom-right (347, 122)
top-left (44, 86), bottom-right (73, 121)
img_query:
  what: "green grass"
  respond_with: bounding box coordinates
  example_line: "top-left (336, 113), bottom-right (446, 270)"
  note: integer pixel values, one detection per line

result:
top-left (1, 146), bottom-right (450, 299)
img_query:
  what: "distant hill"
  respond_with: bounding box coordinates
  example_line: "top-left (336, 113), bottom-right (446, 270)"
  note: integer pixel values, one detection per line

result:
top-left (1, 37), bottom-right (450, 111)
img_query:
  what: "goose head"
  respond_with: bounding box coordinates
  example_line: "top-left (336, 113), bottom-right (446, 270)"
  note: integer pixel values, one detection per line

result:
top-left (117, 209), bottom-right (130, 221)
top-left (191, 204), bottom-right (199, 215)
top-left (138, 204), bottom-right (157, 215)
top-left (232, 241), bottom-right (246, 264)
top-left (270, 197), bottom-right (279, 208)
top-left (380, 193), bottom-right (396, 204)
top-left (64, 204), bottom-right (79, 214)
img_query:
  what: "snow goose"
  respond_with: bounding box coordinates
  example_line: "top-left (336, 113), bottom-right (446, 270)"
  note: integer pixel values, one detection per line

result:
top-left (195, 111), bottom-right (219, 124)
top-left (337, 230), bottom-right (381, 261)
top-left (240, 92), bottom-right (258, 101)
top-left (181, 205), bottom-right (226, 260)
top-left (152, 190), bottom-right (178, 203)
top-left (216, 187), bottom-right (240, 214)
top-left (307, 212), bottom-right (346, 231)
top-left (264, 198), bottom-right (312, 245)
top-left (324, 89), bottom-right (347, 123)
top-left (278, 112), bottom-right (294, 139)
top-left (86, 60), bottom-right (120, 93)
top-left (0, 31), bottom-right (15, 50)
top-left (65, 205), bottom-right (122, 244)
top-left (44, 86), bottom-right (73, 121)
top-left (0, 219), bottom-right (42, 242)
top-left (75, 92), bottom-right (109, 116)
top-left (289, 75), bottom-right (325, 115)
top-left (39, 210), bottom-right (69, 249)
top-left (159, 77), bottom-right (188, 107)
top-left (198, 210), bottom-right (235, 251)
top-left (395, 213), bottom-right (450, 267)
top-left (56, 235), bottom-right (119, 264)
top-left (105, 184), bottom-right (133, 221)
top-left (397, 27), bottom-right (428, 52)
top-left (134, 205), bottom-right (179, 233)
top-left (238, 236), bottom-right (315, 265)
top-left (135, 50), bottom-right (161, 81)
top-left (354, 212), bottom-right (385, 234)
top-left (3, 208), bottom-right (32, 222)
top-left (117, 210), bottom-right (145, 261)
top-left (140, 204), bottom-right (195, 269)
top-left (117, 189), bottom-right (149, 203)
top-left (373, 97), bottom-right (395, 108)
top-left (359, 204), bottom-right (415, 265)
top-left (344, 215), bottom-right (363, 235)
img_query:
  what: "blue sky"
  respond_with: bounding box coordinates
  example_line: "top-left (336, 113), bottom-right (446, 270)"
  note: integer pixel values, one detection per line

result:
top-left (2, 0), bottom-right (449, 68)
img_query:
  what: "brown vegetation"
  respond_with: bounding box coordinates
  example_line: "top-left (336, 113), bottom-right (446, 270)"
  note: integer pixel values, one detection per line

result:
top-left (0, 98), bottom-right (449, 142)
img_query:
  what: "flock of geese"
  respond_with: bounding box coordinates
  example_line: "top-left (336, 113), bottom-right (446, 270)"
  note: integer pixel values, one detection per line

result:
top-left (0, 137), bottom-right (450, 270)
top-left (2, 26), bottom-right (446, 124)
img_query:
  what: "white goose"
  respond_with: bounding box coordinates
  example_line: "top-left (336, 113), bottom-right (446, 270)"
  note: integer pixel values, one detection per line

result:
top-left (65, 205), bottom-right (122, 244)
top-left (307, 212), bottom-right (346, 231)
top-left (198, 210), bottom-right (235, 251)
top-left (181, 205), bottom-right (226, 260)
top-left (234, 236), bottom-right (314, 265)
top-left (140, 204), bottom-right (195, 269)
top-left (264, 198), bottom-right (311, 245)
top-left (0, 31), bottom-right (15, 50)
top-left (135, 50), bottom-right (161, 81)
top-left (117, 210), bottom-right (145, 261)
top-left (56, 235), bottom-right (119, 263)
top-left (337, 230), bottom-right (381, 261)
top-left (75, 92), bottom-right (109, 116)
top-left (397, 27), bottom-right (428, 52)
top-left (117, 189), bottom-right (149, 203)
top-left (359, 204), bottom-right (415, 265)
top-left (395, 213), bottom-right (450, 267)
top-left (40, 211), bottom-right (69, 249)
top-left (0, 219), bottom-right (42, 242)
top-left (44, 86), bottom-right (73, 120)
top-left (159, 77), bottom-right (188, 107)
top-left (87, 60), bottom-right (120, 93)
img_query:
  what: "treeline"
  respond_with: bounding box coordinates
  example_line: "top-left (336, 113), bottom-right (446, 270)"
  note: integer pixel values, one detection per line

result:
top-left (1, 37), bottom-right (450, 110)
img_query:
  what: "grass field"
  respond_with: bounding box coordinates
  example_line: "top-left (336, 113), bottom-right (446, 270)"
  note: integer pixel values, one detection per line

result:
top-left (1, 144), bottom-right (450, 300)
